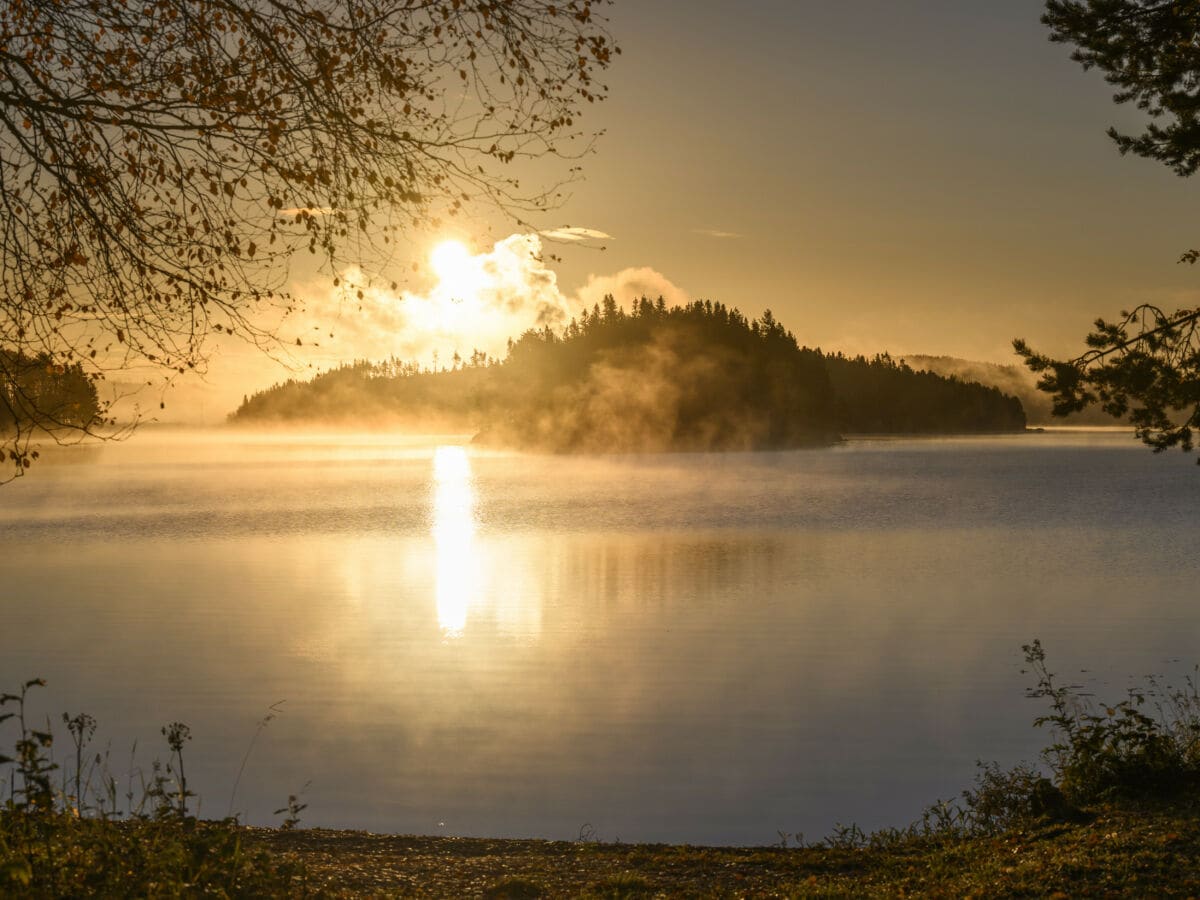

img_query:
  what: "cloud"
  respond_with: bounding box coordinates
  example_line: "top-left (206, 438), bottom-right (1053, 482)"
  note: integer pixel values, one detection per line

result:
top-left (539, 226), bottom-right (612, 242)
top-left (293, 233), bottom-right (577, 366)
top-left (694, 228), bottom-right (742, 239)
top-left (288, 234), bottom-right (691, 370)
top-left (113, 233), bottom-right (694, 421)
top-left (576, 266), bottom-right (690, 311)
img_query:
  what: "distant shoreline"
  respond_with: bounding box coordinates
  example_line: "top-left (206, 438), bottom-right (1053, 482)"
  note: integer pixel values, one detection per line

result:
top-left (59, 420), bottom-right (1140, 444)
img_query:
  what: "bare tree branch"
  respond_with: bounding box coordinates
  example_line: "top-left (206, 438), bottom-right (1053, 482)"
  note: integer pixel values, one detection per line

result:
top-left (0, 0), bottom-right (616, 477)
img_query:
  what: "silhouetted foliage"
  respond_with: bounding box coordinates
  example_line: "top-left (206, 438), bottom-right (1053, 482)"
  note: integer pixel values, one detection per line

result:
top-left (1022, 639), bottom-right (1200, 803)
top-left (233, 299), bottom-right (1028, 449)
top-left (825, 353), bottom-right (1026, 434)
top-left (907, 355), bottom-right (1124, 426)
top-left (0, 350), bottom-right (102, 476)
top-left (1044, 0), bottom-right (1200, 176)
top-left (0, 680), bottom-right (308, 894)
top-left (1017, 2), bottom-right (1200, 458)
top-left (483, 299), bottom-right (837, 452)
top-left (232, 353), bottom-right (500, 430)
top-left (235, 298), bottom-right (840, 451)
top-left (0, 0), bottom-right (616, 475)
top-left (1017, 307), bottom-right (1200, 456)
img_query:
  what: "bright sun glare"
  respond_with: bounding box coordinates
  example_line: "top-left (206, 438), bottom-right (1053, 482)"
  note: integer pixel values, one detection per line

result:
top-left (430, 240), bottom-right (486, 308)
top-left (431, 240), bottom-right (471, 281)
top-left (432, 445), bottom-right (477, 637)
top-left (405, 233), bottom-right (549, 349)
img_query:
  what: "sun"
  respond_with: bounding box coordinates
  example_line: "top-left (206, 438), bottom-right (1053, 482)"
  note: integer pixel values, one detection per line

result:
top-left (429, 240), bottom-right (486, 305)
top-left (431, 240), bottom-right (472, 282)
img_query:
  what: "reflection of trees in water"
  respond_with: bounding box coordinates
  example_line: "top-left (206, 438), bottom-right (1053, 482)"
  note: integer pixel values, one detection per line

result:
top-left (558, 535), bottom-right (793, 612)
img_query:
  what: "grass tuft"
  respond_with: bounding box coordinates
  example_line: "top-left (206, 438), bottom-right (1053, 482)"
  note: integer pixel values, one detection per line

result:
top-left (582, 870), bottom-right (656, 897)
top-left (483, 874), bottom-right (547, 898)
top-left (0, 680), bottom-right (310, 896)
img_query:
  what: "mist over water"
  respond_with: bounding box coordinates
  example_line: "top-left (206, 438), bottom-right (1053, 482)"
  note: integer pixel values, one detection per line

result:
top-left (2, 429), bottom-right (1198, 844)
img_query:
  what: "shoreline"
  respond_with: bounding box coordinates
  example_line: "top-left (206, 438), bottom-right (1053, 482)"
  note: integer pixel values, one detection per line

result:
top-left (240, 804), bottom-right (1200, 896)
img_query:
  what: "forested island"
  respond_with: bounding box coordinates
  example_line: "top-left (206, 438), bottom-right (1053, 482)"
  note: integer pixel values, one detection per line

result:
top-left (231, 298), bottom-right (1026, 450)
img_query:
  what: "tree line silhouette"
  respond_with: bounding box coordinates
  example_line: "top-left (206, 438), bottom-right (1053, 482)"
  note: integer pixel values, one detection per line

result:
top-left (824, 352), bottom-right (1026, 434)
top-left (1, 350), bottom-right (102, 433)
top-left (231, 297), bottom-right (1026, 450)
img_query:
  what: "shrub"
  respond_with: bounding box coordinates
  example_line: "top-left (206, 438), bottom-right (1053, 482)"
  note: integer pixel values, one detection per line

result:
top-left (821, 640), bottom-right (1200, 849)
top-left (0, 680), bottom-right (311, 896)
top-left (1023, 640), bottom-right (1200, 804)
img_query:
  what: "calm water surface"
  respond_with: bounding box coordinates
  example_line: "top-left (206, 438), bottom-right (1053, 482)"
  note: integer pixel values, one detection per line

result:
top-left (2, 429), bottom-right (1199, 845)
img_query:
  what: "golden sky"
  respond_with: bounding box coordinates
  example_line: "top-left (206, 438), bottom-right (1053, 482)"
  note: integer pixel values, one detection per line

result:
top-left (143, 1), bottom-right (1200, 421)
top-left (531, 0), bottom-right (1200, 363)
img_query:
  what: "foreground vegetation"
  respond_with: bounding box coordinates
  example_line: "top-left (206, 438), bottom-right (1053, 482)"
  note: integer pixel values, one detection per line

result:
top-left (6, 641), bottom-right (1200, 896)
top-left (244, 807), bottom-right (1200, 897)
top-left (231, 298), bottom-right (1027, 451)
top-left (0, 681), bottom-right (307, 895)
top-left (9, 800), bottom-right (1200, 897)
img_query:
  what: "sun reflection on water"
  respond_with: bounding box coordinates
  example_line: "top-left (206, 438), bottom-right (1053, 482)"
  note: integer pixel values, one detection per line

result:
top-left (431, 445), bottom-right (478, 636)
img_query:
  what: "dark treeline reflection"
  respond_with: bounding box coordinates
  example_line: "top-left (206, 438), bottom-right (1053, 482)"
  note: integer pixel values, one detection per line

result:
top-left (232, 298), bottom-right (1026, 450)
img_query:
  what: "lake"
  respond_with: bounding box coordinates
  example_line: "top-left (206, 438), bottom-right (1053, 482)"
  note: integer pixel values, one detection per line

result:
top-left (1, 429), bottom-right (1198, 845)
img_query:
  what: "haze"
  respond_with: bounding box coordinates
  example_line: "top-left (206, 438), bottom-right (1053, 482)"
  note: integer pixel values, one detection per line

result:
top-left (103, 0), bottom-right (1200, 423)
top-left (11, 2), bottom-right (1200, 874)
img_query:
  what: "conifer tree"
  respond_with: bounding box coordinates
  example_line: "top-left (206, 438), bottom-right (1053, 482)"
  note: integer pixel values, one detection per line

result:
top-left (1017, 1), bottom-right (1200, 459)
